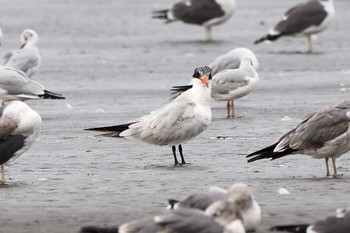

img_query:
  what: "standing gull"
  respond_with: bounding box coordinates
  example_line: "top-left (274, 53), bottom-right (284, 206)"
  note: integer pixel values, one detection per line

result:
top-left (172, 52), bottom-right (259, 118)
top-left (3, 29), bottom-right (41, 77)
top-left (254, 0), bottom-right (335, 52)
top-left (0, 101), bottom-right (42, 183)
top-left (0, 66), bottom-right (65, 103)
top-left (247, 101), bottom-right (350, 177)
top-left (86, 66), bottom-right (212, 165)
top-left (270, 206), bottom-right (350, 233)
top-left (152, 0), bottom-right (237, 41)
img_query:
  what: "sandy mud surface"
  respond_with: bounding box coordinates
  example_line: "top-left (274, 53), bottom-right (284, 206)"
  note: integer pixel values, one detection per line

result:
top-left (0, 0), bottom-right (350, 232)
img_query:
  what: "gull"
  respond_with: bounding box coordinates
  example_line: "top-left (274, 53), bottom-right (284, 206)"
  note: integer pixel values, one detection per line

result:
top-left (0, 66), bottom-right (65, 103)
top-left (0, 100), bottom-right (42, 183)
top-left (168, 183), bottom-right (261, 232)
top-left (210, 58), bottom-right (259, 118)
top-left (3, 29), bottom-right (41, 77)
top-left (80, 200), bottom-right (245, 233)
top-left (247, 101), bottom-right (350, 177)
top-left (0, 28), bottom-right (3, 46)
top-left (152, 0), bottom-right (237, 41)
top-left (172, 54), bottom-right (259, 118)
top-left (86, 66), bottom-right (212, 165)
top-left (270, 206), bottom-right (350, 233)
top-left (254, 0), bottom-right (335, 52)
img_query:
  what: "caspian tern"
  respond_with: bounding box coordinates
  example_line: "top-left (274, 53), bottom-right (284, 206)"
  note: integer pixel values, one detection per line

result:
top-left (254, 0), bottom-right (335, 52)
top-left (3, 29), bottom-right (41, 77)
top-left (86, 66), bottom-right (212, 165)
top-left (247, 101), bottom-right (350, 177)
top-left (0, 100), bottom-right (42, 183)
top-left (152, 0), bottom-right (237, 41)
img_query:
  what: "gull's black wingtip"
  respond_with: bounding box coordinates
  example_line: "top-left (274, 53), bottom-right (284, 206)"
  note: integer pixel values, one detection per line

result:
top-left (80, 226), bottom-right (119, 233)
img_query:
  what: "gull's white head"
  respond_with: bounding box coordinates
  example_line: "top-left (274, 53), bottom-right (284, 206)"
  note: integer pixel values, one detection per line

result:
top-left (20, 29), bottom-right (39, 48)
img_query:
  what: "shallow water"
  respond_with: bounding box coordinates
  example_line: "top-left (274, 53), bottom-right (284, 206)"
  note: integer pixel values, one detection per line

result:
top-left (1, 0), bottom-right (350, 232)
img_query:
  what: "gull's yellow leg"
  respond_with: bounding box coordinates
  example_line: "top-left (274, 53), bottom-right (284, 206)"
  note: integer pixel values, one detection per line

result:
top-left (307, 35), bottom-right (313, 53)
top-left (1, 165), bottom-right (6, 183)
top-left (331, 157), bottom-right (338, 177)
top-left (325, 158), bottom-right (330, 176)
top-left (205, 26), bottom-right (212, 42)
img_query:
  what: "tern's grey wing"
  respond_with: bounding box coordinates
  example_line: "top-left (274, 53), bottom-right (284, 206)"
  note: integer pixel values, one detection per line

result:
top-left (121, 98), bottom-right (208, 146)
top-left (155, 208), bottom-right (223, 233)
top-left (275, 0), bottom-right (327, 35)
top-left (211, 69), bottom-right (249, 95)
top-left (0, 66), bottom-right (44, 96)
top-left (276, 102), bottom-right (350, 152)
top-left (172, 0), bottom-right (225, 25)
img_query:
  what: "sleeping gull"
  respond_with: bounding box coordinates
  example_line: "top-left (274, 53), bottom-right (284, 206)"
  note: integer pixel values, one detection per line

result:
top-left (152, 0), bottom-right (237, 41)
top-left (254, 0), bottom-right (335, 52)
top-left (0, 66), bottom-right (65, 103)
top-left (270, 206), bottom-right (350, 233)
top-left (247, 101), bottom-right (350, 177)
top-left (169, 183), bottom-right (261, 231)
top-left (86, 66), bottom-right (212, 165)
top-left (80, 200), bottom-right (245, 233)
top-left (172, 52), bottom-right (259, 118)
top-left (3, 29), bottom-right (41, 77)
top-left (0, 100), bottom-right (42, 183)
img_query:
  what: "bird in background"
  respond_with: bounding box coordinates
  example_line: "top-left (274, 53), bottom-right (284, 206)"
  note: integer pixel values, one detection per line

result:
top-left (0, 28), bottom-right (3, 46)
top-left (0, 101), bottom-right (42, 183)
top-left (168, 183), bottom-right (261, 232)
top-left (254, 0), bottom-right (335, 52)
top-left (86, 66), bottom-right (212, 165)
top-left (270, 206), bottom-right (350, 233)
top-left (3, 29), bottom-right (41, 77)
top-left (171, 48), bottom-right (259, 118)
top-left (247, 101), bottom-right (350, 177)
top-left (152, 0), bottom-right (237, 41)
top-left (0, 66), bottom-right (65, 104)
top-left (80, 200), bottom-right (245, 233)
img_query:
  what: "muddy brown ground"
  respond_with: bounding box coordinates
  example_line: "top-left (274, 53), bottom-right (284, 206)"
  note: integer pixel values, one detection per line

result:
top-left (0, 0), bottom-right (350, 232)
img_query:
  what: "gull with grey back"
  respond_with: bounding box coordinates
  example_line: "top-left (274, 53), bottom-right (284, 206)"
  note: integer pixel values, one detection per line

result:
top-left (0, 66), bottom-right (65, 103)
top-left (86, 67), bottom-right (212, 165)
top-left (152, 0), bottom-right (236, 41)
top-left (254, 0), bottom-right (335, 52)
top-left (0, 100), bottom-right (42, 183)
top-left (247, 101), bottom-right (350, 177)
top-left (3, 29), bottom-right (41, 77)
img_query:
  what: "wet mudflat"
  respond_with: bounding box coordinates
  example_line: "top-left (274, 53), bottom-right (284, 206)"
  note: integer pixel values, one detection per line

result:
top-left (0, 0), bottom-right (350, 232)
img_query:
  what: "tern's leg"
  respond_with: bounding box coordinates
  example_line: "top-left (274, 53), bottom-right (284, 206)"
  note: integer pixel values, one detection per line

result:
top-left (172, 146), bottom-right (179, 165)
top-left (1, 165), bottom-right (6, 183)
top-left (307, 35), bottom-right (313, 53)
top-left (205, 26), bottom-right (212, 42)
top-left (331, 157), bottom-right (337, 177)
top-left (325, 158), bottom-right (330, 176)
top-left (178, 145), bottom-right (186, 164)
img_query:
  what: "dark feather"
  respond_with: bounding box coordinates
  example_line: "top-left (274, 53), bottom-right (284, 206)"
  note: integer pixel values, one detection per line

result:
top-left (0, 135), bottom-right (26, 164)
top-left (39, 90), bottom-right (65, 99)
top-left (170, 85), bottom-right (193, 100)
top-left (270, 224), bottom-right (308, 233)
top-left (80, 226), bottom-right (118, 233)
